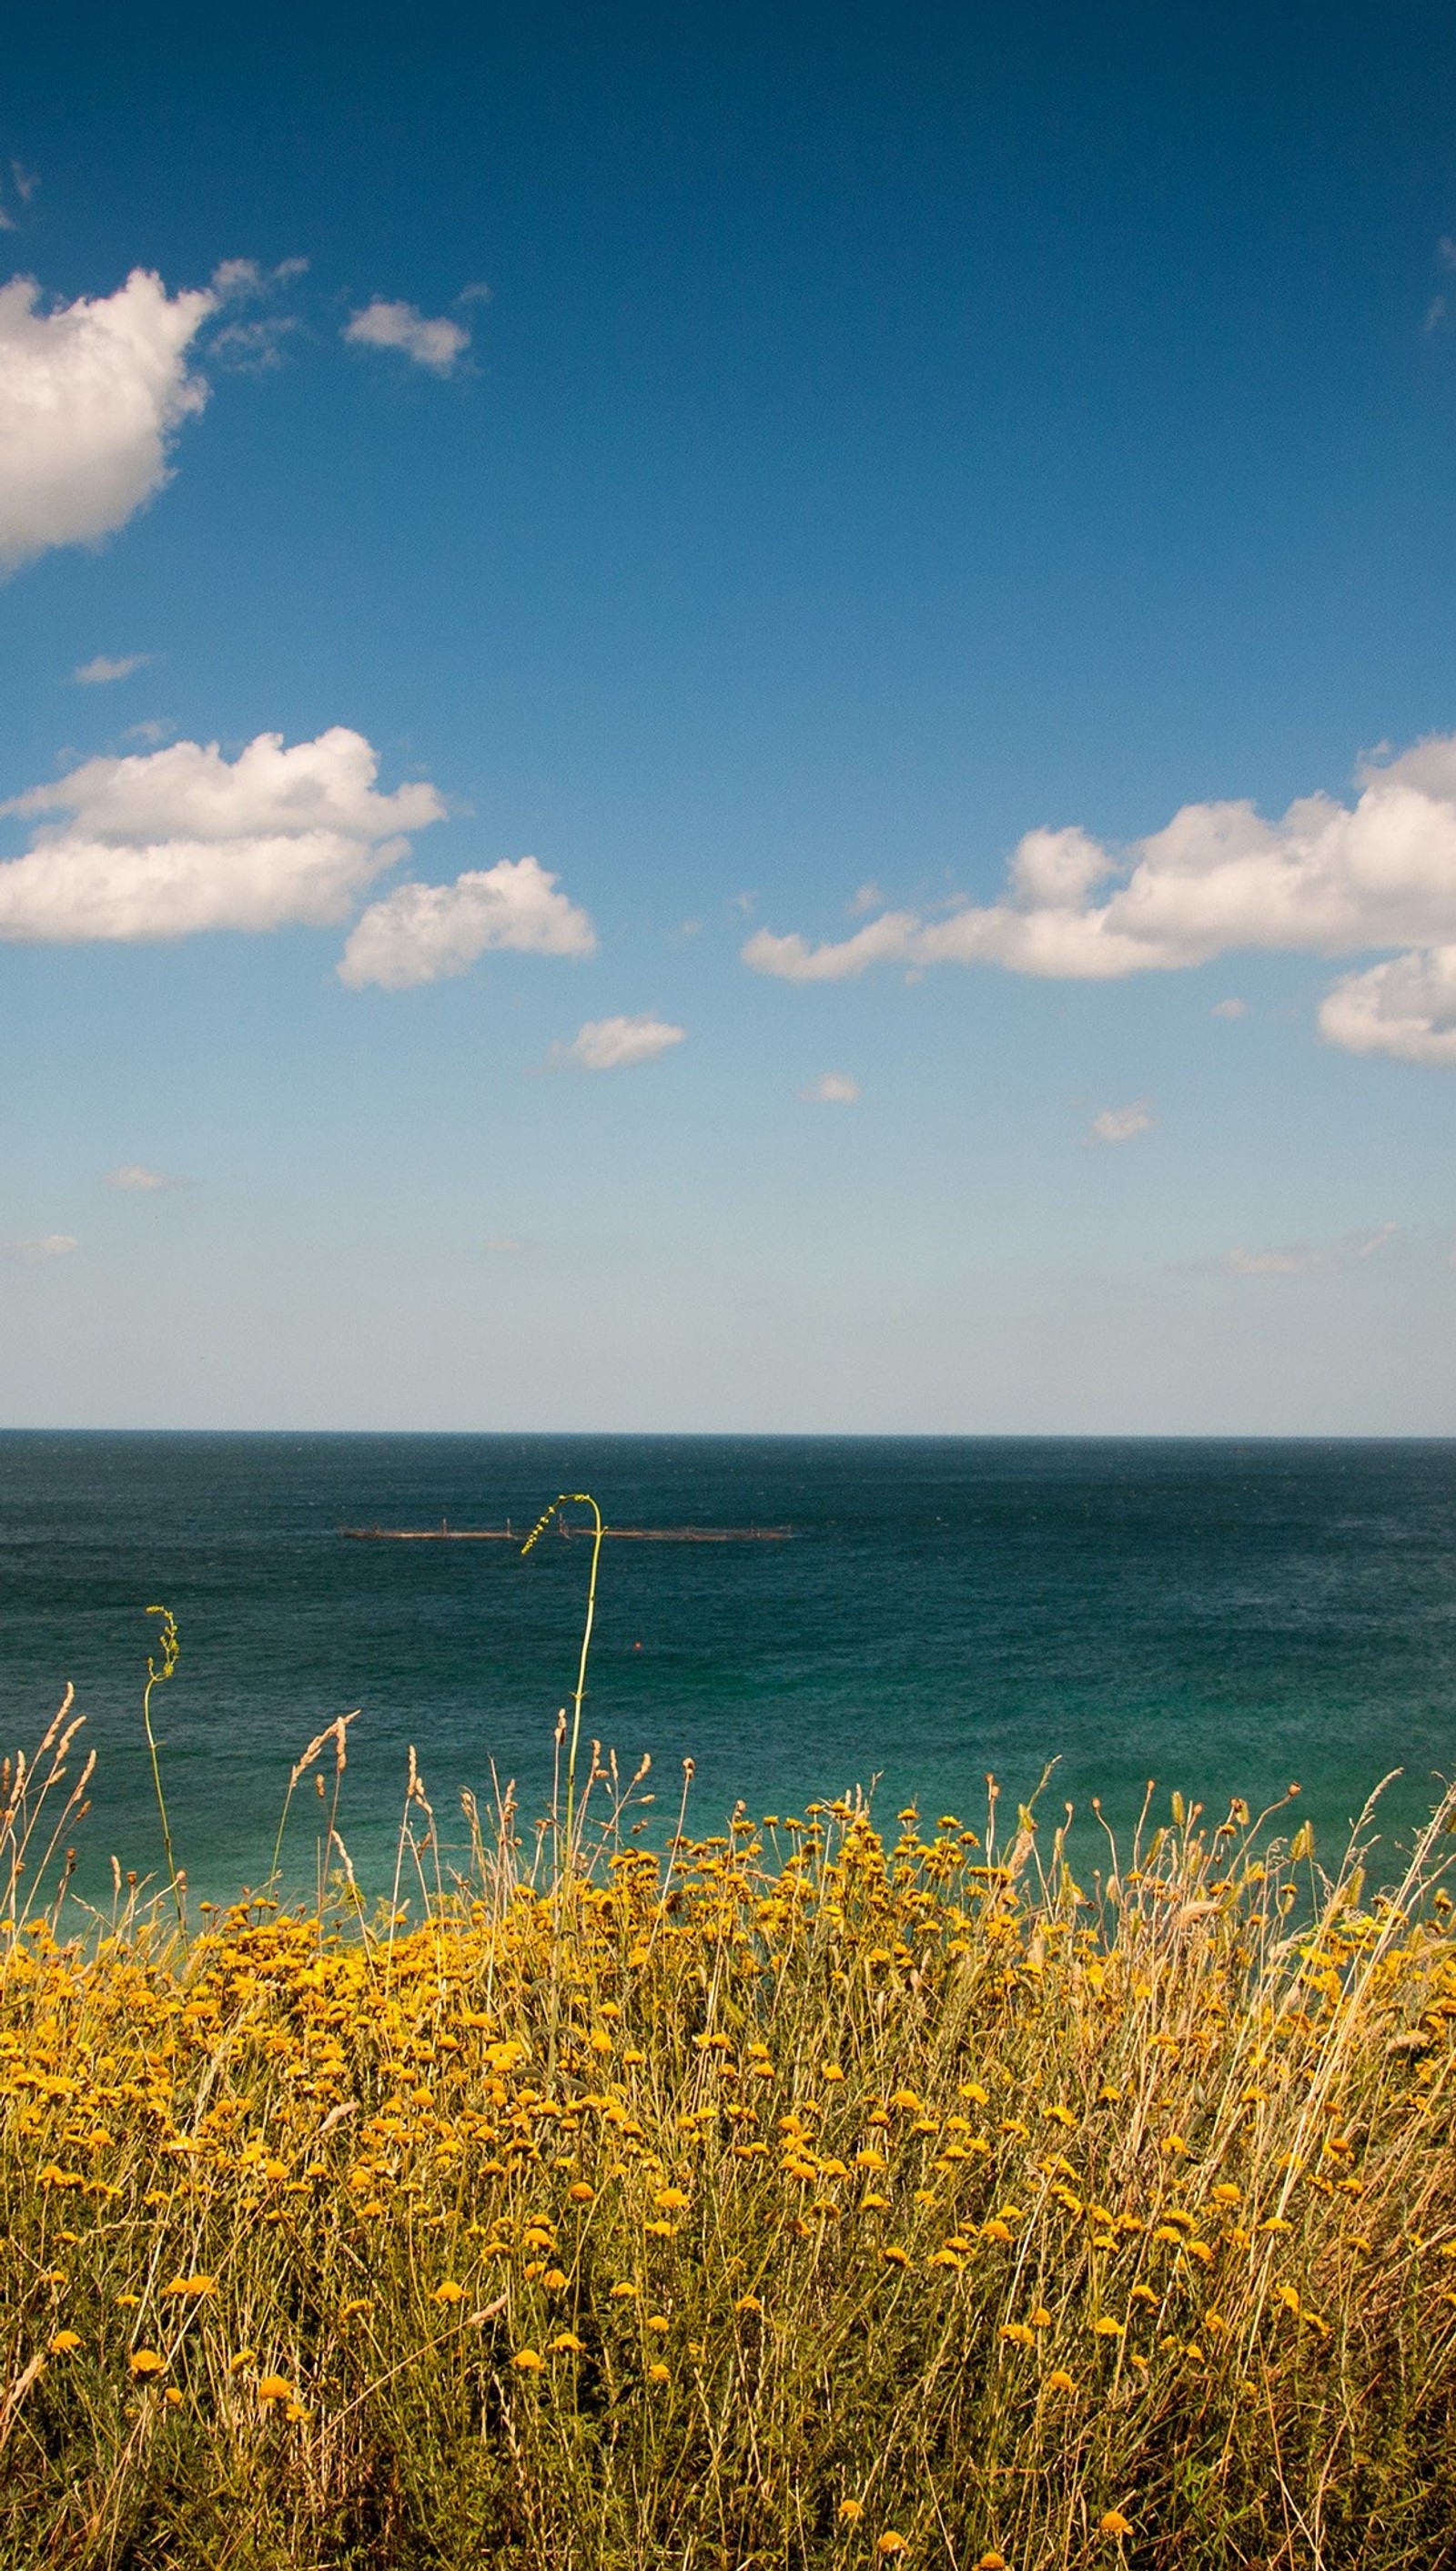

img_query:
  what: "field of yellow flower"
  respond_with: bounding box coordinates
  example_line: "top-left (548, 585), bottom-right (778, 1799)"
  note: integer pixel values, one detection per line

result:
top-left (4, 1690), bottom-right (1456, 2567)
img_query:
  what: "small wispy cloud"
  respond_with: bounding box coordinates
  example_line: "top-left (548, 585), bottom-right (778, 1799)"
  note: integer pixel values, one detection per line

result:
top-left (210, 315), bottom-right (304, 372)
top-left (73, 653), bottom-right (152, 685)
top-left (1177, 1222), bottom-right (1399, 1279)
top-left (343, 299), bottom-right (470, 376)
top-left (1087, 1100), bottom-right (1154, 1145)
top-left (1211, 997), bottom-right (1247, 1019)
top-left (481, 1232), bottom-right (525, 1253)
top-left (207, 260), bottom-right (309, 370)
top-left (849, 882), bottom-right (885, 916)
top-left (800, 1071), bottom-right (860, 1104)
top-left (210, 257), bottom-right (308, 302)
top-left (551, 1014), bottom-right (685, 1071)
top-left (105, 1164), bottom-right (178, 1193)
top-left (0, 162), bottom-right (37, 231)
top-left (1, 1232), bottom-right (77, 1263)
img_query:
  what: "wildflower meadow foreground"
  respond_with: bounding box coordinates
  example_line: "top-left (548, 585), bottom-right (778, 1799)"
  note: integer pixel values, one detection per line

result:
top-left (3, 1572), bottom-right (1456, 2566)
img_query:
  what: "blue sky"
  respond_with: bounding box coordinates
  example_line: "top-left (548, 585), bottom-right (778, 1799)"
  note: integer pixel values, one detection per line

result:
top-left (5, 1), bottom-right (1456, 1430)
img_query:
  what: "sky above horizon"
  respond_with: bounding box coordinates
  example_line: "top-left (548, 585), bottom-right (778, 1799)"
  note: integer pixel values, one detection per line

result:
top-left (5, 2), bottom-right (1456, 1432)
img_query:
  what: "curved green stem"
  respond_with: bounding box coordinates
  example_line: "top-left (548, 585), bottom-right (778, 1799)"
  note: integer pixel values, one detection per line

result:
top-left (521, 1493), bottom-right (605, 1867)
top-left (142, 1605), bottom-right (183, 1927)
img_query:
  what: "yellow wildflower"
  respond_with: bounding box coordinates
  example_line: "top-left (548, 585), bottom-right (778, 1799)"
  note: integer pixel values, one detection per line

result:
top-left (511, 2347), bottom-right (544, 2372)
top-left (48, 2331), bottom-right (82, 2353)
top-left (257, 2374), bottom-right (293, 2402)
top-left (550, 2333), bottom-right (585, 2353)
top-left (432, 2281), bottom-right (466, 2304)
top-left (1046, 2368), bottom-right (1077, 2393)
top-left (1098, 2510), bottom-right (1134, 2539)
top-left (127, 2349), bottom-right (165, 2377)
top-left (876, 2537), bottom-right (909, 2557)
top-left (998, 2322), bottom-right (1036, 2347)
top-left (647, 2360), bottom-right (670, 2383)
top-left (838, 2498), bottom-right (864, 2523)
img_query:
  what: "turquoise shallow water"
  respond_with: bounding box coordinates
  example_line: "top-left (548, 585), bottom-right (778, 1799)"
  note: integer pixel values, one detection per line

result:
top-left (2, 1432), bottom-right (1455, 1906)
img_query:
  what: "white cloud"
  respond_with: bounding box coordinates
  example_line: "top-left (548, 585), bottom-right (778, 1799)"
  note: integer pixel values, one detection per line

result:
top-left (338, 857), bottom-right (596, 989)
top-left (1087, 1100), bottom-right (1154, 1145)
top-left (105, 1164), bottom-right (175, 1191)
top-left (741, 734), bottom-right (1456, 1065)
top-left (210, 257), bottom-right (308, 301)
top-left (343, 299), bottom-right (469, 375)
top-left (0, 269), bottom-right (217, 569)
top-left (1180, 1222), bottom-right (1398, 1279)
top-left (0, 1233), bottom-right (77, 1263)
top-left (209, 316), bottom-right (303, 373)
top-left (481, 1232), bottom-right (525, 1253)
top-left (800, 1071), bottom-right (860, 1103)
top-left (552, 1014), bottom-right (685, 1071)
top-left (0, 727), bottom-right (443, 942)
top-left (73, 653), bottom-right (151, 685)
top-left (1211, 997), bottom-right (1247, 1019)
top-left (1318, 945), bottom-right (1456, 1065)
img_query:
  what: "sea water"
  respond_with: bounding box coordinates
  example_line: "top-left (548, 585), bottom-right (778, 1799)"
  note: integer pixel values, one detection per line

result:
top-left (2, 1433), bottom-right (1454, 1907)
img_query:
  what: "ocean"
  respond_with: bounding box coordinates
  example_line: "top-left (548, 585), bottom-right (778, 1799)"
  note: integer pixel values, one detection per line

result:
top-left (3, 1432), bottom-right (1455, 1908)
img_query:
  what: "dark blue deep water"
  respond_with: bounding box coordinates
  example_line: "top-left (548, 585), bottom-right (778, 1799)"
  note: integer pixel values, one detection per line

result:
top-left (2, 1434), bottom-right (1455, 1906)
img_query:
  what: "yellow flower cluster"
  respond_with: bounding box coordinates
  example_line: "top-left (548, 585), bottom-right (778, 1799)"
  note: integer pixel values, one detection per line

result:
top-left (2, 1757), bottom-right (1455, 2566)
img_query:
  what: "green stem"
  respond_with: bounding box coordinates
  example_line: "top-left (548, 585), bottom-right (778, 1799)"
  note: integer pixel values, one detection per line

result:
top-left (521, 1493), bottom-right (605, 1870)
top-left (142, 1605), bottom-right (183, 1928)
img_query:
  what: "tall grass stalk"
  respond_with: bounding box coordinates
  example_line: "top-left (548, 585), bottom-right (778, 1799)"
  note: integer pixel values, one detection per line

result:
top-left (141, 1604), bottom-right (183, 1927)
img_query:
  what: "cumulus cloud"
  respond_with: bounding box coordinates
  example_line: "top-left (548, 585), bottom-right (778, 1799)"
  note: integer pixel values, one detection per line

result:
top-left (0, 727), bottom-right (443, 942)
top-left (1318, 946), bottom-right (1456, 1065)
top-left (73, 653), bottom-right (151, 685)
top-left (0, 1233), bottom-right (77, 1263)
top-left (1087, 1100), bottom-right (1154, 1145)
top-left (800, 1071), bottom-right (860, 1103)
top-left (552, 1014), bottom-right (685, 1071)
top-left (0, 269), bottom-right (217, 569)
top-left (338, 857), bottom-right (596, 989)
top-left (742, 734), bottom-right (1456, 1064)
top-left (105, 1164), bottom-right (176, 1191)
top-left (343, 299), bottom-right (469, 375)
